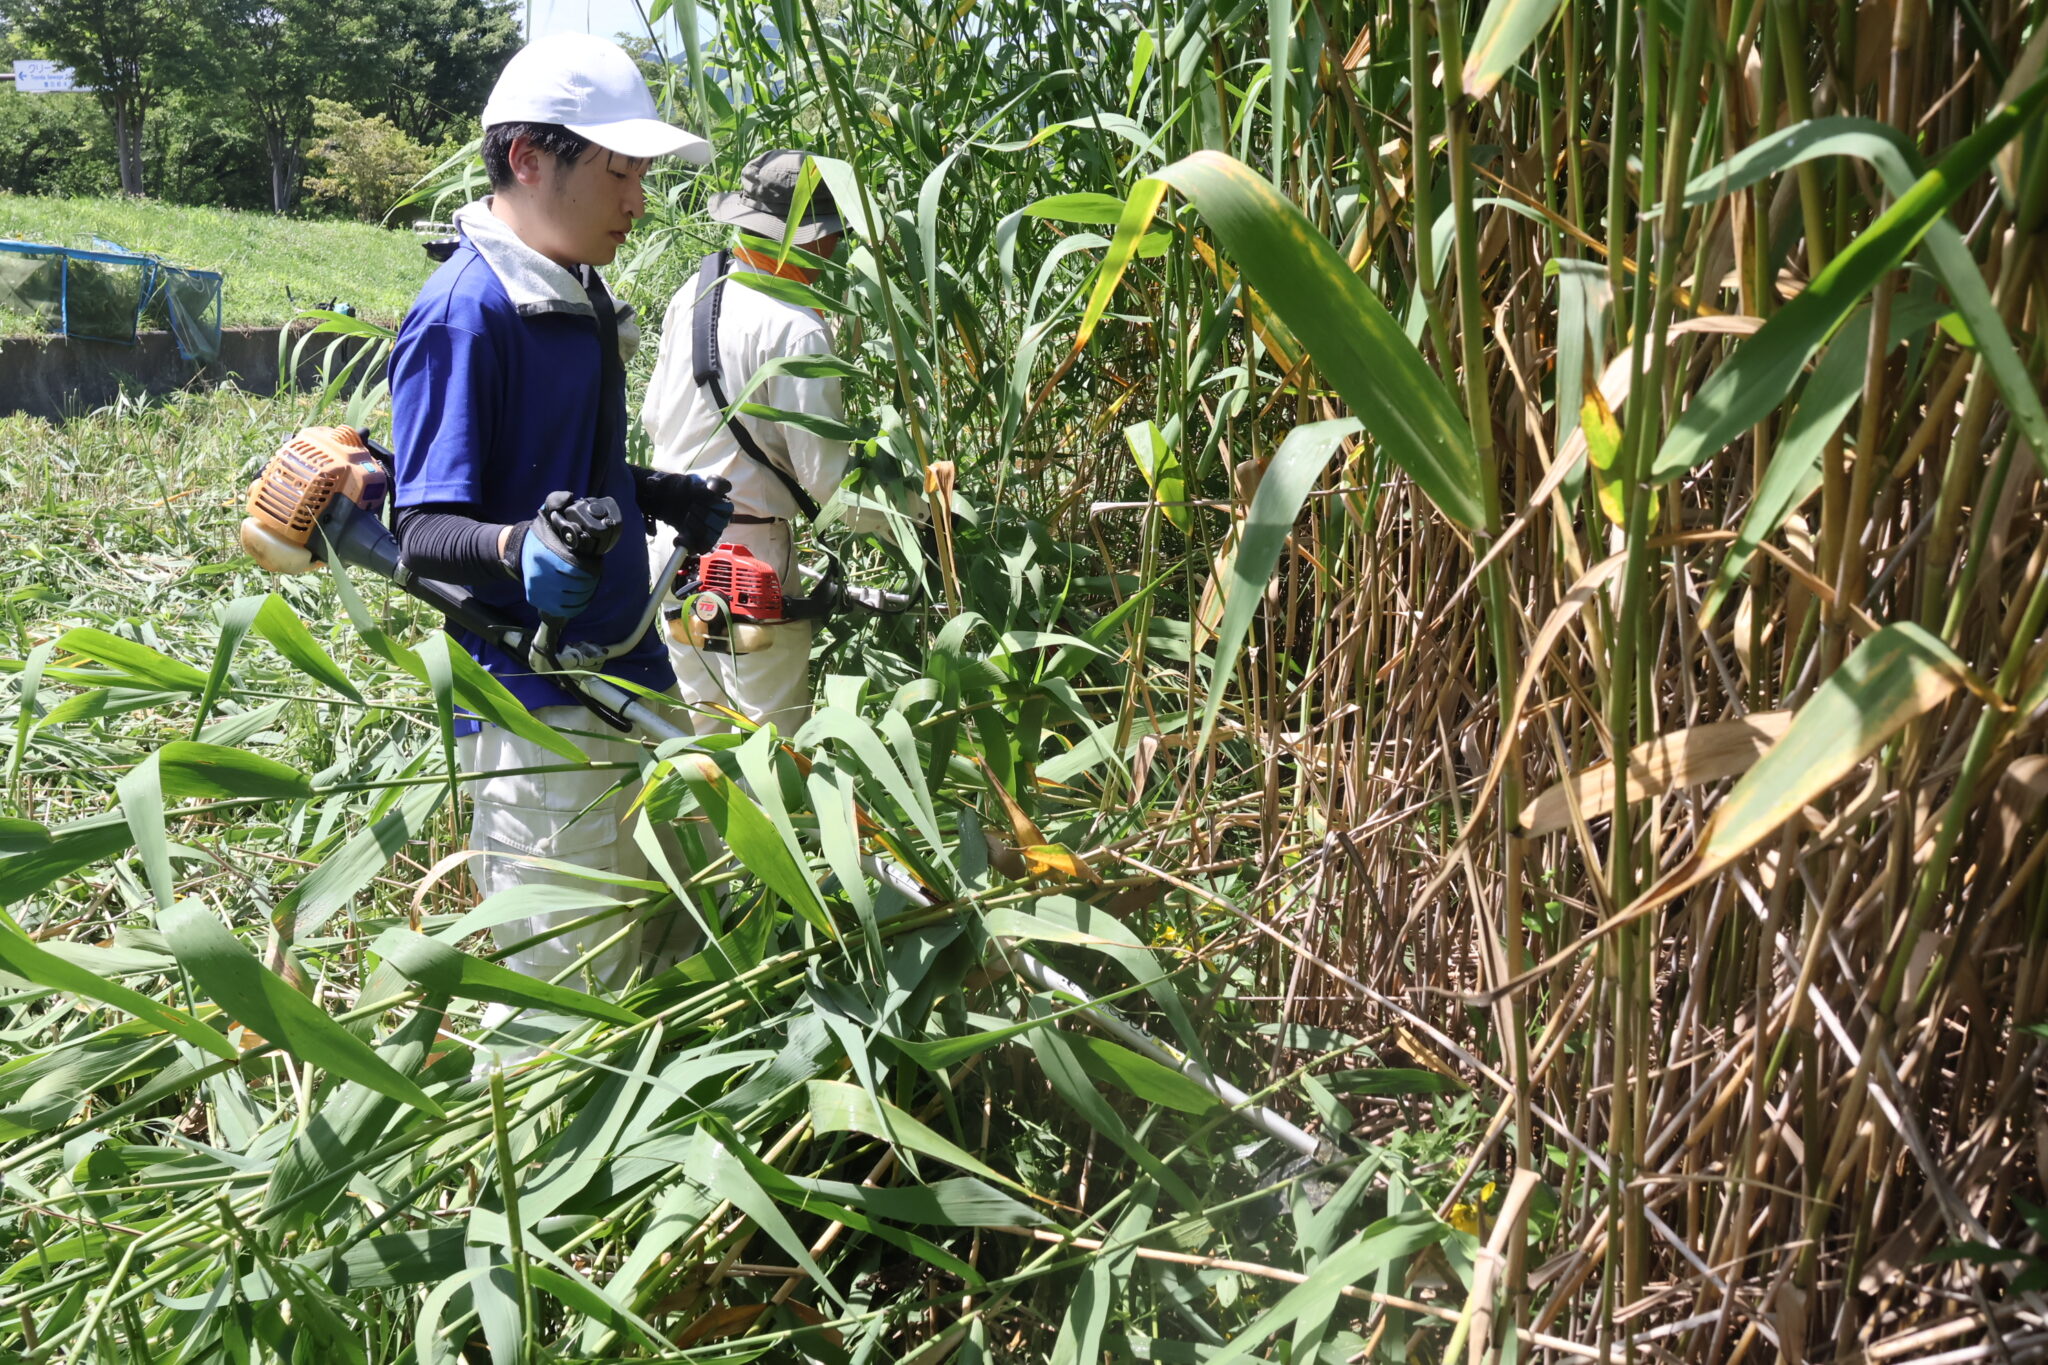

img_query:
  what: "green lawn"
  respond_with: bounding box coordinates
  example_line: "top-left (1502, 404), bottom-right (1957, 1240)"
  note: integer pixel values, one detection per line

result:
top-left (0, 193), bottom-right (434, 336)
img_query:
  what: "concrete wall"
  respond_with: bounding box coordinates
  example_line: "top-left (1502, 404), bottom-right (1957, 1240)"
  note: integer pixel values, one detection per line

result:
top-left (0, 324), bottom-right (385, 422)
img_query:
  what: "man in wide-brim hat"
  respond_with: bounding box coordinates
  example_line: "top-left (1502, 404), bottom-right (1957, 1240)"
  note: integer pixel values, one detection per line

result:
top-left (641, 149), bottom-right (860, 738)
top-left (705, 148), bottom-right (848, 244)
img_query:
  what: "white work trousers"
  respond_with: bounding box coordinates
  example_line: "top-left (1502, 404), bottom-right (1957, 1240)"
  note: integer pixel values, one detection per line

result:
top-left (665, 520), bottom-right (815, 736)
top-left (458, 706), bottom-right (695, 998)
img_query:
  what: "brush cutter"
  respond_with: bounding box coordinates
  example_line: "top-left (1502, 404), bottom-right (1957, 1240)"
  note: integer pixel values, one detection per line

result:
top-left (238, 425), bottom-right (1335, 1167)
top-left (667, 541), bottom-right (918, 655)
top-left (239, 424), bottom-right (683, 734)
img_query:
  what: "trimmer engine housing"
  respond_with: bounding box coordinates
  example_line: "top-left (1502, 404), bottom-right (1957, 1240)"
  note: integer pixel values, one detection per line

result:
top-left (240, 426), bottom-right (389, 574)
top-left (693, 543), bottom-right (784, 622)
top-left (671, 542), bottom-right (787, 654)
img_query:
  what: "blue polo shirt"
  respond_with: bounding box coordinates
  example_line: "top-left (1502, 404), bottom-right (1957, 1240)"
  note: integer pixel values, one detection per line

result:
top-left (388, 241), bottom-right (670, 717)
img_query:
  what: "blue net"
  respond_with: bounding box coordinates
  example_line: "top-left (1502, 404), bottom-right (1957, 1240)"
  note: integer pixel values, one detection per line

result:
top-left (0, 239), bottom-right (223, 363)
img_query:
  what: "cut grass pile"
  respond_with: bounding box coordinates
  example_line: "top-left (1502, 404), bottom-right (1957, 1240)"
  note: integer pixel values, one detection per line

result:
top-left (0, 386), bottom-right (432, 757)
top-left (0, 193), bottom-right (434, 337)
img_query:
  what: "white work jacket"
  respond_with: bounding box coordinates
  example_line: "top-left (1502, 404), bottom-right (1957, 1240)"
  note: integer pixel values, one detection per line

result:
top-left (640, 257), bottom-right (849, 522)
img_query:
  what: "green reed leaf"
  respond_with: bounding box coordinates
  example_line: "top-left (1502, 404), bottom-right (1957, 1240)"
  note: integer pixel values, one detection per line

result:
top-left (156, 741), bottom-right (312, 801)
top-left (369, 928), bottom-right (641, 1026)
top-left (264, 1002), bottom-right (444, 1228)
top-left (0, 820), bottom-right (49, 855)
top-left (190, 595), bottom-right (259, 738)
top-left (676, 759), bottom-right (834, 937)
top-left (0, 919), bottom-right (236, 1060)
top-left (1063, 1031), bottom-right (1227, 1115)
top-left (1464, 0), bottom-right (1567, 100)
top-left (1655, 87), bottom-right (2048, 481)
top-left (808, 1078), bottom-right (1031, 1194)
top-left (163, 903), bottom-right (444, 1116)
top-left (115, 754), bottom-right (173, 912)
top-left (55, 628), bottom-right (208, 693)
top-left (1022, 192), bottom-right (1131, 224)
top-left (1149, 152), bottom-right (1483, 527)
top-left (0, 816), bottom-right (132, 905)
top-left (1205, 1213), bottom-right (1448, 1365)
top-left (1199, 418), bottom-right (1360, 753)
top-left (275, 781), bottom-right (447, 939)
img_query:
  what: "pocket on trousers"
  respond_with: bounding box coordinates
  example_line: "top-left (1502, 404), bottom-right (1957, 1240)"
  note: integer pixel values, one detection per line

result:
top-left (473, 796), bottom-right (626, 859)
top-left (470, 793), bottom-right (637, 903)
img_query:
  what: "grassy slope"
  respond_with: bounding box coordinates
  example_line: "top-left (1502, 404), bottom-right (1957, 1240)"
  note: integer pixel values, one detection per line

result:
top-left (0, 193), bottom-right (433, 336)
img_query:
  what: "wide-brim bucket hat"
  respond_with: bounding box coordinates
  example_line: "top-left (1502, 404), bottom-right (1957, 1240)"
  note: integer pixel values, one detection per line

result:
top-left (708, 149), bottom-right (846, 244)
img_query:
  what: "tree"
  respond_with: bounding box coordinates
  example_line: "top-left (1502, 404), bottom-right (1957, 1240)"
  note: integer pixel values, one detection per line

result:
top-left (302, 97), bottom-right (437, 221)
top-left (3, 0), bottom-right (195, 195)
top-left (0, 84), bottom-right (120, 197)
top-left (142, 87), bottom-right (268, 206)
top-left (203, 0), bottom-right (377, 213)
top-left (367, 0), bottom-right (520, 145)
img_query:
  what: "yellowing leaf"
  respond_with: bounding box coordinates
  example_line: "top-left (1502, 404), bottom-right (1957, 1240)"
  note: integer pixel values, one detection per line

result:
top-left (1670, 626), bottom-right (1978, 887)
top-left (1580, 387), bottom-right (1656, 525)
top-left (1191, 564), bottom-right (1225, 653)
top-left (1021, 844), bottom-right (1101, 884)
top-left (1579, 389), bottom-right (1622, 471)
top-left (1190, 236), bottom-right (1304, 372)
top-left (1525, 625), bottom-right (1983, 982)
top-left (1123, 420), bottom-right (1190, 534)
top-left (976, 756), bottom-right (1048, 847)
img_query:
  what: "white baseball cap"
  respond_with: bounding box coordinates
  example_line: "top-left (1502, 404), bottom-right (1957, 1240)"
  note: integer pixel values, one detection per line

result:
top-left (480, 34), bottom-right (711, 163)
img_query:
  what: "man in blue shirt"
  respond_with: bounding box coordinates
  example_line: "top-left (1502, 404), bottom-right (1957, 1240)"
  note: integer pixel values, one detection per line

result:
top-left (386, 33), bottom-right (730, 1044)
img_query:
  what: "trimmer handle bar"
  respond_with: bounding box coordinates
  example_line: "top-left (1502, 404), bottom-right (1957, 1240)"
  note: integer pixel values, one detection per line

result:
top-left (535, 489), bottom-right (624, 567)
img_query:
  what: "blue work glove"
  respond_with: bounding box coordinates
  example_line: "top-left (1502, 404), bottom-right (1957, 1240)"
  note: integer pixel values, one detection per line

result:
top-left (513, 518), bottom-right (600, 620)
top-left (638, 470), bottom-right (734, 554)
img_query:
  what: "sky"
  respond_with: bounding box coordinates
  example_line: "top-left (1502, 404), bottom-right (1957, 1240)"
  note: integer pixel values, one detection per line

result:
top-left (522, 0), bottom-right (690, 42)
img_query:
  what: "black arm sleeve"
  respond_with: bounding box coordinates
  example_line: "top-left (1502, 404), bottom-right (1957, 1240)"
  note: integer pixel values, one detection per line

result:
top-left (393, 503), bottom-right (519, 585)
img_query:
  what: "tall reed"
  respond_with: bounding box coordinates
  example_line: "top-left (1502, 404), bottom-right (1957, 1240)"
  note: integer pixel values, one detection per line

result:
top-left (2, 0), bottom-right (2046, 1358)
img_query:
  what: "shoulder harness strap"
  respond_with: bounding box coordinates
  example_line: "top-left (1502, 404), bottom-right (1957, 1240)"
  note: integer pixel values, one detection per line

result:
top-left (584, 267), bottom-right (624, 498)
top-left (691, 249), bottom-right (821, 521)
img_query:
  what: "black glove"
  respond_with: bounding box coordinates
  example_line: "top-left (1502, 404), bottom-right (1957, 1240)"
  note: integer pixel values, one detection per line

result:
top-left (634, 469), bottom-right (734, 553)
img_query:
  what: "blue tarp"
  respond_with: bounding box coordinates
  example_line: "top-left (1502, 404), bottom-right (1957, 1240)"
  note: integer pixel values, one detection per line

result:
top-left (0, 239), bottom-right (224, 363)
